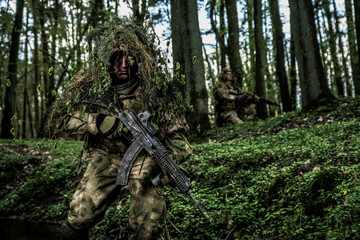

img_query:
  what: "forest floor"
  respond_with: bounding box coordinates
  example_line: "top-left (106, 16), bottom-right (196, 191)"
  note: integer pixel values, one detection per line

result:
top-left (0, 97), bottom-right (359, 239)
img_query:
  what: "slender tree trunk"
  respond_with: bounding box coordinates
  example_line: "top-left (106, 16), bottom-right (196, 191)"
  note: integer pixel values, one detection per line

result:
top-left (39, 0), bottom-right (51, 111)
top-left (31, 0), bottom-right (40, 136)
top-left (246, 0), bottom-right (255, 87)
top-left (131, 0), bottom-right (148, 24)
top-left (269, 0), bottom-right (292, 112)
top-left (333, 0), bottom-right (351, 97)
top-left (289, 33), bottom-right (297, 109)
top-left (1, 0), bottom-right (24, 138)
top-left (220, 0), bottom-right (226, 69)
top-left (225, 0), bottom-right (243, 88)
top-left (323, 0), bottom-right (344, 96)
top-left (345, 0), bottom-right (360, 96)
top-left (27, 89), bottom-right (35, 138)
top-left (203, 45), bottom-right (216, 89)
top-left (22, 10), bottom-right (29, 139)
top-left (171, 0), bottom-right (210, 134)
top-left (254, 0), bottom-right (267, 119)
top-left (76, 0), bottom-right (83, 70)
top-left (289, 0), bottom-right (335, 109)
top-left (354, 0), bottom-right (360, 69)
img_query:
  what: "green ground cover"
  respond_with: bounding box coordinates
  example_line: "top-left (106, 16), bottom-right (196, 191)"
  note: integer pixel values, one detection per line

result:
top-left (0, 98), bottom-right (359, 239)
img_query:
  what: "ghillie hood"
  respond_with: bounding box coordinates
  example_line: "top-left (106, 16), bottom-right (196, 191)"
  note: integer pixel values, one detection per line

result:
top-left (48, 17), bottom-right (187, 135)
top-left (218, 67), bottom-right (232, 82)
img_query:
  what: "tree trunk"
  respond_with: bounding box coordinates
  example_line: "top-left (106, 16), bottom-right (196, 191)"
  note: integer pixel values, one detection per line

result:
top-left (289, 33), bottom-right (297, 109)
top-left (31, 0), bottom-right (40, 137)
top-left (1, 0), bottom-right (24, 138)
top-left (220, 0), bottom-right (226, 69)
top-left (22, 10), bottom-right (29, 139)
top-left (269, 0), bottom-right (292, 112)
top-left (171, 0), bottom-right (210, 134)
top-left (323, 0), bottom-right (344, 96)
top-left (354, 0), bottom-right (360, 70)
top-left (131, 0), bottom-right (148, 24)
top-left (289, 0), bottom-right (335, 109)
top-left (254, 0), bottom-right (267, 119)
top-left (209, 0), bottom-right (227, 71)
top-left (333, 0), bottom-right (351, 97)
top-left (345, 0), bottom-right (360, 96)
top-left (225, 0), bottom-right (243, 88)
top-left (246, 0), bottom-right (255, 87)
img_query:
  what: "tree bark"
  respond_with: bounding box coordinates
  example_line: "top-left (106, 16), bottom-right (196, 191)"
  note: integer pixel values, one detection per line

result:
top-left (131, 0), bottom-right (148, 24)
top-left (345, 0), bottom-right (360, 96)
top-left (269, 0), bottom-right (292, 112)
top-left (323, 0), bottom-right (344, 96)
top-left (225, 0), bottom-right (243, 88)
top-left (1, 0), bottom-right (24, 138)
top-left (246, 0), bottom-right (255, 86)
top-left (30, 0), bottom-right (40, 137)
top-left (333, 0), bottom-right (351, 97)
top-left (22, 10), bottom-right (29, 139)
top-left (171, 0), bottom-right (210, 134)
top-left (220, 0), bottom-right (226, 69)
top-left (354, 0), bottom-right (360, 70)
top-left (289, 33), bottom-right (297, 109)
top-left (289, 0), bottom-right (335, 109)
top-left (254, 0), bottom-right (267, 119)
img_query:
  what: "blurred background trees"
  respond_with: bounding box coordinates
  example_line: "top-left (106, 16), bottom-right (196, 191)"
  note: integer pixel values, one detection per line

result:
top-left (0, 0), bottom-right (359, 138)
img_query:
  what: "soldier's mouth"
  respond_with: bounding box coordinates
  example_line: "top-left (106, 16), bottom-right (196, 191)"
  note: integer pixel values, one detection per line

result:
top-left (118, 71), bottom-right (128, 75)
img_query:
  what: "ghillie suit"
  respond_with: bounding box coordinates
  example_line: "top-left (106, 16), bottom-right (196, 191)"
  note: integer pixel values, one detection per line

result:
top-left (214, 68), bottom-right (259, 126)
top-left (49, 17), bottom-right (192, 240)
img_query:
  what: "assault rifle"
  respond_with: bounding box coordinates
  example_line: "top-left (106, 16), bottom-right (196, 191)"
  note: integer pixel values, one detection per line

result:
top-left (81, 92), bottom-right (213, 223)
top-left (229, 91), bottom-right (279, 106)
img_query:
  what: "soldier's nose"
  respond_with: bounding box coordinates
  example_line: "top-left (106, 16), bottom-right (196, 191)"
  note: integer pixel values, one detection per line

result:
top-left (120, 56), bottom-right (128, 68)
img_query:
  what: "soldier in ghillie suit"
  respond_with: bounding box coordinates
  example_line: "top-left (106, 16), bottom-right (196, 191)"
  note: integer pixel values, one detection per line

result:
top-left (50, 17), bottom-right (192, 240)
top-left (214, 68), bottom-right (261, 126)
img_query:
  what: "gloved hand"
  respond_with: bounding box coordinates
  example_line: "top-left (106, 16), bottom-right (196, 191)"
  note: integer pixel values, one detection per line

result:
top-left (96, 114), bottom-right (123, 137)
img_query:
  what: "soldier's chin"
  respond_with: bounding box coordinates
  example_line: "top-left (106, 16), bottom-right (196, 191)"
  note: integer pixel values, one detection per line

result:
top-left (115, 74), bottom-right (129, 82)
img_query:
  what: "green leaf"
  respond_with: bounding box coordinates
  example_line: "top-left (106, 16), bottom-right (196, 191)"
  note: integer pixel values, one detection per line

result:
top-left (176, 62), bottom-right (181, 70)
top-left (6, 79), bottom-right (11, 87)
top-left (75, 94), bottom-right (80, 103)
top-left (48, 67), bottom-right (54, 76)
top-left (37, 84), bottom-right (43, 94)
top-left (192, 56), bottom-right (197, 64)
top-left (82, 106), bottom-right (87, 116)
top-left (52, 90), bottom-right (57, 97)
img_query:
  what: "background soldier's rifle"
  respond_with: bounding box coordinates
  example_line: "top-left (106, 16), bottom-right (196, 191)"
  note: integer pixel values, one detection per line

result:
top-left (229, 91), bottom-right (279, 106)
top-left (81, 92), bottom-right (213, 223)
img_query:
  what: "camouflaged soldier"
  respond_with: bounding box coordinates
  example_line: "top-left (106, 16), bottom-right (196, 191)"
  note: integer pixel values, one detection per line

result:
top-left (54, 18), bottom-right (192, 240)
top-left (213, 68), bottom-right (260, 126)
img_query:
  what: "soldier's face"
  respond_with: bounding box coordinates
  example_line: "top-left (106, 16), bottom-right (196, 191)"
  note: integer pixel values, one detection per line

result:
top-left (226, 71), bottom-right (233, 81)
top-left (113, 52), bottom-right (137, 83)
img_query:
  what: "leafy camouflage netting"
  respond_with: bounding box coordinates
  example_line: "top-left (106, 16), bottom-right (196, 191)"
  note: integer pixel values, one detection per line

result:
top-left (47, 16), bottom-right (187, 136)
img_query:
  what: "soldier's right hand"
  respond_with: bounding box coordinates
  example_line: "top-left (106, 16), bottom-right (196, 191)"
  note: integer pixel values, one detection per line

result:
top-left (96, 114), bottom-right (124, 138)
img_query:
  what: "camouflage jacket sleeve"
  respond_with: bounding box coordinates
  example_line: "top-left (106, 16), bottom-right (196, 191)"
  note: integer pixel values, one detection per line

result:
top-left (214, 83), bottom-right (236, 102)
top-left (161, 113), bottom-right (193, 165)
top-left (56, 111), bottom-right (100, 136)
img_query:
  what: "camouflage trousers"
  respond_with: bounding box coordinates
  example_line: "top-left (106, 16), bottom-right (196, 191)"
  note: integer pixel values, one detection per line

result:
top-left (219, 103), bottom-right (257, 126)
top-left (67, 149), bottom-right (166, 240)
top-left (220, 110), bottom-right (244, 125)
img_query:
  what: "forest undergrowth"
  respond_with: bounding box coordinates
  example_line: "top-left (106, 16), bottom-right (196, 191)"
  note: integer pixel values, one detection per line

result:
top-left (0, 97), bottom-right (359, 239)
